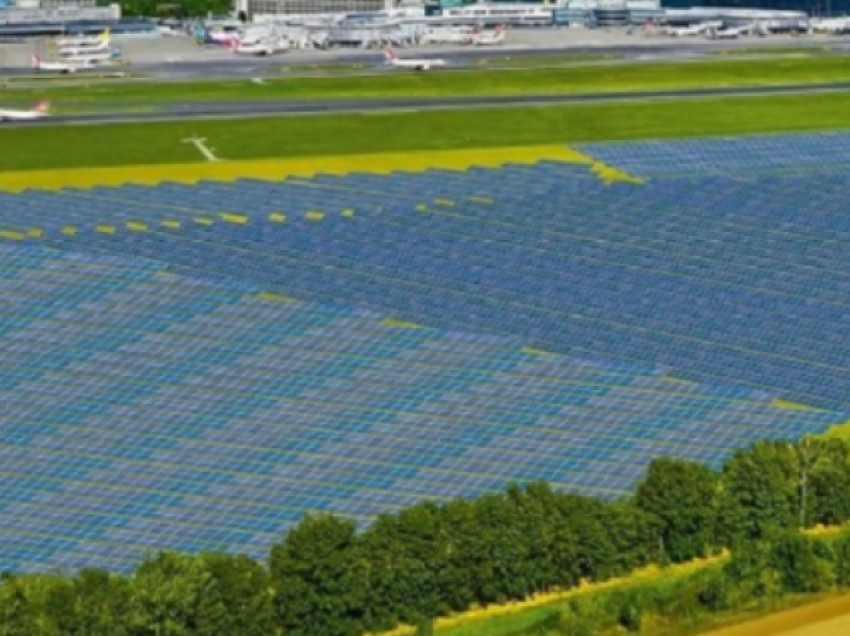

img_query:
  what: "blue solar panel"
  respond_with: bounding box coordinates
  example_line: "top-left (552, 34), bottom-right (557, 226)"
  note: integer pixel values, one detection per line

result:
top-left (0, 130), bottom-right (849, 573)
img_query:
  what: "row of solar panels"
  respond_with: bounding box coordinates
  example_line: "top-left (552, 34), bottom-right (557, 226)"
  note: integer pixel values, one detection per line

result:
top-left (4, 131), bottom-right (850, 571)
top-left (575, 131), bottom-right (850, 178)
top-left (0, 240), bottom-right (842, 572)
top-left (9, 181), bottom-right (845, 407)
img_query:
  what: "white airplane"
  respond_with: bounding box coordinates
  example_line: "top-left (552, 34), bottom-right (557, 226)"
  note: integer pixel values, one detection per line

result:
top-left (56, 28), bottom-right (109, 48)
top-left (707, 23), bottom-right (765, 39)
top-left (421, 27), bottom-right (475, 45)
top-left (706, 25), bottom-right (739, 39)
top-left (231, 35), bottom-right (288, 56)
top-left (31, 54), bottom-right (93, 73)
top-left (474, 25), bottom-right (507, 46)
top-left (666, 21), bottom-right (721, 37)
top-left (0, 101), bottom-right (50, 122)
top-left (58, 38), bottom-right (111, 56)
top-left (811, 17), bottom-right (850, 34)
top-left (383, 46), bottom-right (446, 71)
top-left (59, 48), bottom-right (121, 64)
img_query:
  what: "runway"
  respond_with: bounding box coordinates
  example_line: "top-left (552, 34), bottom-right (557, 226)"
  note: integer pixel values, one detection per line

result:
top-left (23, 81), bottom-right (850, 127)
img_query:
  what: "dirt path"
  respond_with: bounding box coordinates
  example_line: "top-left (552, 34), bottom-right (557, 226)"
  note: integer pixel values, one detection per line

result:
top-left (702, 594), bottom-right (850, 636)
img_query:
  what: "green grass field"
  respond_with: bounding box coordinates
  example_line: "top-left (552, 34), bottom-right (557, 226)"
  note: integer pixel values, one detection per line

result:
top-left (3, 91), bottom-right (850, 172)
top-left (711, 46), bottom-right (836, 56)
top-left (3, 56), bottom-right (850, 106)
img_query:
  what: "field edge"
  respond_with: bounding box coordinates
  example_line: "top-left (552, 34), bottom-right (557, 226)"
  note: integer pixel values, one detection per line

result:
top-left (0, 144), bottom-right (640, 191)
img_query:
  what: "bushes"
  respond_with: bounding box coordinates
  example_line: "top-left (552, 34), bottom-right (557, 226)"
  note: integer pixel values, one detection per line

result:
top-left (2, 437), bottom-right (850, 636)
top-left (549, 542), bottom-right (847, 636)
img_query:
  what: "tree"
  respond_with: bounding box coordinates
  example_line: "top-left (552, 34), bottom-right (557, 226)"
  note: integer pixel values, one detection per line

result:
top-left (269, 514), bottom-right (367, 636)
top-left (636, 458), bottom-right (719, 562)
top-left (507, 482), bottom-right (582, 592)
top-left (603, 501), bottom-right (663, 572)
top-left (0, 573), bottom-right (59, 636)
top-left (833, 534), bottom-right (850, 587)
top-left (555, 495), bottom-right (619, 582)
top-left (801, 438), bottom-right (850, 526)
top-left (768, 532), bottom-right (835, 594)
top-left (194, 553), bottom-right (276, 636)
top-left (468, 491), bottom-right (532, 604)
top-left (129, 551), bottom-right (215, 636)
top-left (718, 442), bottom-right (799, 542)
top-left (45, 568), bottom-right (132, 636)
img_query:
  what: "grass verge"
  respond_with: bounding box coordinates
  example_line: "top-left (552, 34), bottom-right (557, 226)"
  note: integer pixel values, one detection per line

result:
top-left (3, 91), bottom-right (850, 173)
top-left (381, 555), bottom-right (727, 636)
top-left (0, 146), bottom-right (594, 191)
top-left (711, 46), bottom-right (835, 56)
top-left (3, 56), bottom-right (850, 103)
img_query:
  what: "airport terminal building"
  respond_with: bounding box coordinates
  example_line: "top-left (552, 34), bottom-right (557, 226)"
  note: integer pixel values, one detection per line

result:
top-left (0, 0), bottom-right (837, 32)
top-left (235, 0), bottom-right (848, 19)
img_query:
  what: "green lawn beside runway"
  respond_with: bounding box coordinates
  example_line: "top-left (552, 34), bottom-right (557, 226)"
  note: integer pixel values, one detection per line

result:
top-left (4, 56), bottom-right (850, 108)
top-left (710, 45), bottom-right (837, 56)
top-left (4, 90), bottom-right (850, 172)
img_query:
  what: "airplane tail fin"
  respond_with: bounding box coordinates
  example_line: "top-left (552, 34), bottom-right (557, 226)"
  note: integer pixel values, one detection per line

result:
top-left (100, 28), bottom-right (110, 42)
top-left (383, 45), bottom-right (396, 61)
top-left (34, 101), bottom-right (50, 114)
top-left (31, 54), bottom-right (40, 69)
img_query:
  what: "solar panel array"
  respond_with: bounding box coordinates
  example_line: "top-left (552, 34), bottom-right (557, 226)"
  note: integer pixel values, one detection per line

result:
top-left (574, 131), bottom-right (850, 179)
top-left (0, 245), bottom-right (841, 573)
top-left (3, 130), bottom-right (850, 572)
top-left (3, 147), bottom-right (850, 407)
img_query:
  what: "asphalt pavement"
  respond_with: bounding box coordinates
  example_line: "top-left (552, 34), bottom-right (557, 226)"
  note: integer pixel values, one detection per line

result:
top-left (3, 35), bottom-right (845, 80)
top-left (17, 81), bottom-right (850, 127)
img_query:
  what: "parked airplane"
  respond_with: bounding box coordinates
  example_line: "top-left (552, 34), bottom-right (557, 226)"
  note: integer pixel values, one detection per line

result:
top-left (706, 23), bottom-right (766, 39)
top-left (231, 35), bottom-right (289, 56)
top-left (196, 26), bottom-right (239, 47)
top-left (59, 47), bottom-right (122, 64)
top-left (811, 17), bottom-right (850, 34)
top-left (666, 21), bottom-right (721, 36)
top-left (421, 26), bottom-right (475, 45)
top-left (58, 37), bottom-right (111, 56)
top-left (383, 46), bottom-right (446, 71)
top-left (31, 54), bottom-right (92, 73)
top-left (706, 26), bottom-right (738, 39)
top-left (0, 101), bottom-right (50, 122)
top-left (474, 25), bottom-right (506, 45)
top-left (56, 28), bottom-right (109, 48)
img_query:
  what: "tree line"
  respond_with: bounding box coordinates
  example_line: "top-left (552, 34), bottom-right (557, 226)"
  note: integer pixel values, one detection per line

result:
top-left (2, 436), bottom-right (850, 636)
top-left (555, 529), bottom-right (850, 636)
top-left (113, 0), bottom-right (233, 19)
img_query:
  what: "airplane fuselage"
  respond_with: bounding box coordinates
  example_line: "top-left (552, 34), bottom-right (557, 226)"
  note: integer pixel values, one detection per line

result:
top-left (58, 41), bottom-right (109, 56)
top-left (0, 102), bottom-right (49, 122)
top-left (0, 111), bottom-right (43, 121)
top-left (388, 58), bottom-right (446, 71)
top-left (233, 37), bottom-right (288, 55)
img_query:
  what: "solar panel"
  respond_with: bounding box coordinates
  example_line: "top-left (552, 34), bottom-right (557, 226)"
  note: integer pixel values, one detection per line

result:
top-left (2, 130), bottom-right (850, 573)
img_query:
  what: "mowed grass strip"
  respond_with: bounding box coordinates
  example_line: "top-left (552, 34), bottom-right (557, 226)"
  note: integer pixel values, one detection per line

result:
top-left (4, 56), bottom-right (850, 104)
top-left (4, 91), bottom-right (850, 173)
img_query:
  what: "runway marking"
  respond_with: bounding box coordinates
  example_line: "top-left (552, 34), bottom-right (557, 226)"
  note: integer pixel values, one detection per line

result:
top-left (182, 136), bottom-right (219, 162)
